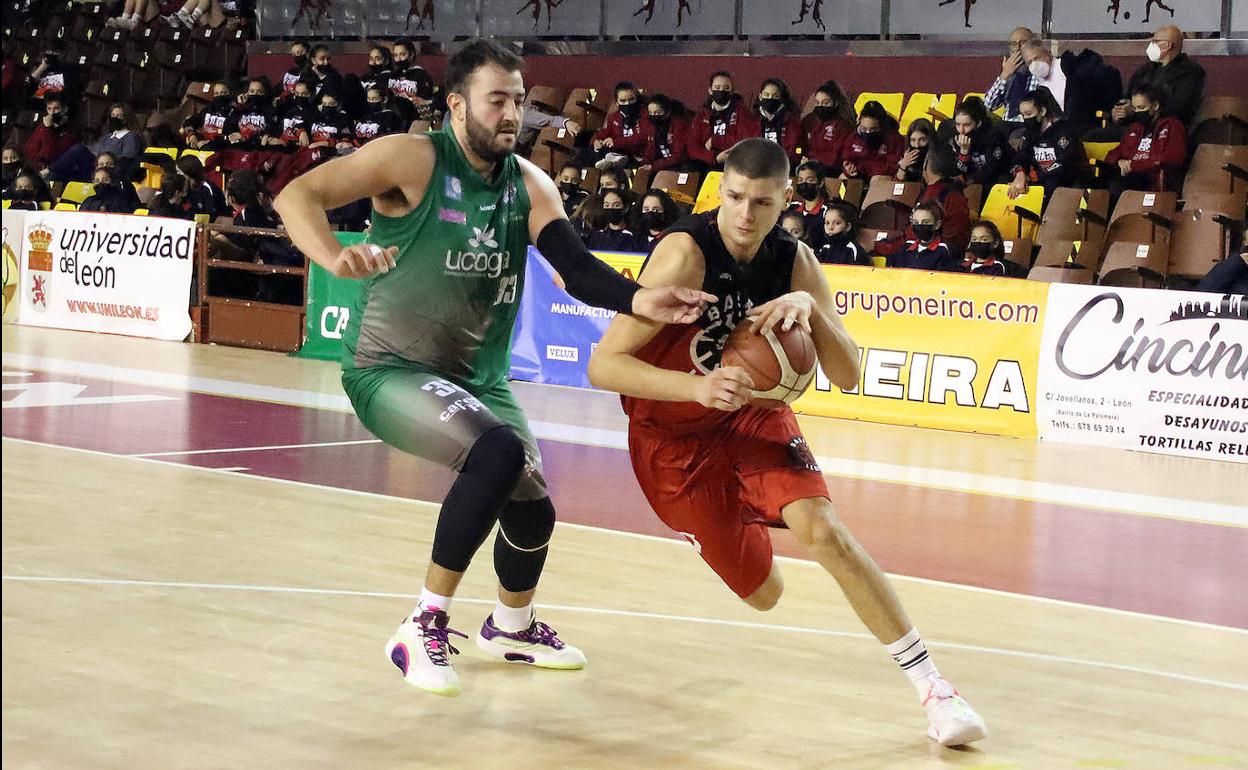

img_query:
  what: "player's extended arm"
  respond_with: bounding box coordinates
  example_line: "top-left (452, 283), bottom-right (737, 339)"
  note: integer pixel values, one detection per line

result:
top-left (791, 243), bottom-right (861, 390)
top-left (274, 134), bottom-right (431, 278)
top-left (588, 234), bottom-right (754, 411)
top-left (522, 159), bottom-right (713, 323)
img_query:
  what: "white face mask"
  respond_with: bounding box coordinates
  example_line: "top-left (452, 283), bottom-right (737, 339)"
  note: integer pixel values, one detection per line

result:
top-left (1029, 59), bottom-right (1051, 79)
top-left (1147, 42), bottom-right (1163, 62)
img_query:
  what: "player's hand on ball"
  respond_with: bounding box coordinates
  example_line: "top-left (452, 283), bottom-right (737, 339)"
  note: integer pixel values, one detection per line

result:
top-left (747, 291), bottom-right (815, 335)
top-left (333, 243), bottom-right (398, 279)
top-left (632, 286), bottom-right (718, 324)
top-left (696, 366), bottom-right (755, 411)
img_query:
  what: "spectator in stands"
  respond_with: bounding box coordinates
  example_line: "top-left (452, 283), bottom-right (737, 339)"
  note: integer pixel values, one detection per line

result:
top-left (688, 71), bottom-right (748, 170)
top-left (585, 189), bottom-right (644, 252)
top-left (802, 79), bottom-right (855, 174)
top-left (636, 189), bottom-right (679, 250)
top-left (223, 170), bottom-right (303, 267)
top-left (983, 27), bottom-right (1037, 125)
top-left (1019, 38), bottom-right (1122, 133)
top-left (308, 90), bottom-right (354, 153)
top-left (178, 154), bottom-right (227, 217)
top-left (166, 0), bottom-right (212, 28)
top-left (515, 103), bottom-right (580, 154)
top-left (227, 78), bottom-right (277, 149)
top-left (780, 211), bottom-right (809, 244)
top-left (787, 160), bottom-right (830, 246)
top-left (961, 221), bottom-right (1010, 276)
top-left (950, 98), bottom-right (1010, 186)
top-left (743, 77), bottom-right (801, 168)
top-left (596, 167), bottom-right (630, 196)
top-left (639, 93), bottom-right (691, 175)
top-left (218, 0), bottom-right (256, 30)
top-left (107, 0), bottom-right (159, 29)
top-left (305, 44), bottom-right (345, 99)
top-left (46, 104), bottom-right (144, 185)
top-left (361, 44), bottom-right (394, 99)
top-left (183, 82), bottom-right (237, 151)
top-left (593, 81), bottom-right (649, 171)
top-left (1113, 25), bottom-right (1205, 130)
top-left (24, 48), bottom-right (71, 110)
top-left (2, 145), bottom-right (25, 189)
top-left (93, 151), bottom-right (142, 210)
top-left (1008, 88), bottom-right (1087, 204)
top-left (273, 79), bottom-right (316, 150)
top-left (1196, 242), bottom-right (1248, 296)
top-left (1104, 83), bottom-right (1188, 197)
top-left (896, 118), bottom-right (934, 183)
top-left (353, 85), bottom-right (406, 146)
top-left (837, 100), bottom-right (904, 181)
top-left (920, 145), bottom-right (971, 257)
top-left (24, 96), bottom-right (76, 172)
top-left (5, 170), bottom-right (53, 209)
top-left (816, 200), bottom-right (867, 266)
top-left (882, 201), bottom-right (960, 271)
top-left (388, 39), bottom-right (437, 126)
top-left (149, 173), bottom-right (194, 220)
top-left (555, 161), bottom-right (590, 217)
top-left (279, 42), bottom-right (310, 101)
top-left (79, 167), bottom-right (136, 214)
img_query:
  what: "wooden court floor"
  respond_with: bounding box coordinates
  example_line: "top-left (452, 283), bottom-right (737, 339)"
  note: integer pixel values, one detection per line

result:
top-left (3, 325), bottom-right (1246, 770)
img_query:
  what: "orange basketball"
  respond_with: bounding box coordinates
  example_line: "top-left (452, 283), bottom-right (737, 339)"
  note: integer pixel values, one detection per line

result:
top-left (721, 319), bottom-right (818, 409)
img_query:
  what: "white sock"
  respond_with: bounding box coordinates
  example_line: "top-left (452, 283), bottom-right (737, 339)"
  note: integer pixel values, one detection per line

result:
top-left (885, 628), bottom-right (941, 699)
top-left (492, 601), bottom-right (534, 632)
top-left (414, 587), bottom-right (453, 617)
top-left (189, 7), bottom-right (204, 21)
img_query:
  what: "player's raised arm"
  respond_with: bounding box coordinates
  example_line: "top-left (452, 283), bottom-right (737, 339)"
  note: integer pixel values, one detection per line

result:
top-left (274, 134), bottom-right (433, 278)
top-left (521, 160), bottom-right (714, 324)
top-left (588, 233), bottom-right (754, 411)
top-left (789, 242), bottom-right (861, 390)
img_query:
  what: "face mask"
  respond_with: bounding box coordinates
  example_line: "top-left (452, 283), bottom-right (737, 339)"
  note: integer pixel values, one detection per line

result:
top-left (1147, 42), bottom-right (1163, 63)
top-left (1023, 116), bottom-right (1043, 134)
top-left (2, 161), bottom-right (15, 173)
top-left (320, 105), bottom-right (338, 115)
top-left (826, 230), bottom-right (850, 245)
top-left (558, 181), bottom-right (581, 197)
top-left (859, 130), bottom-right (884, 150)
top-left (294, 95), bottom-right (311, 105)
top-left (13, 188), bottom-right (34, 201)
top-left (369, 64), bottom-right (387, 75)
top-left (967, 242), bottom-right (994, 260)
top-left (649, 114), bottom-right (668, 128)
top-left (795, 182), bottom-right (820, 201)
top-left (641, 211), bottom-right (667, 232)
top-left (911, 146), bottom-right (929, 165)
top-left (106, 116), bottom-right (124, 131)
top-left (813, 105), bottom-right (834, 121)
top-left (392, 58), bottom-right (408, 71)
top-left (1029, 59), bottom-right (1051, 79)
top-left (911, 223), bottom-right (937, 241)
top-left (293, 54), bottom-right (308, 68)
top-left (213, 96), bottom-right (232, 107)
top-left (365, 102), bottom-right (383, 114)
top-left (760, 97), bottom-right (782, 114)
top-left (601, 209), bottom-right (625, 226)
top-left (618, 103), bottom-right (640, 119)
top-left (50, 112), bottom-right (67, 127)
top-left (1132, 110), bottom-right (1154, 128)
top-left (711, 91), bottom-right (732, 107)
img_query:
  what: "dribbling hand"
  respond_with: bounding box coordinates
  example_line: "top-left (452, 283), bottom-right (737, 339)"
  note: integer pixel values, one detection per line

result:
top-left (695, 366), bottom-right (755, 411)
top-left (331, 243), bottom-right (398, 279)
top-left (632, 286), bottom-right (718, 325)
top-left (747, 291), bottom-right (815, 335)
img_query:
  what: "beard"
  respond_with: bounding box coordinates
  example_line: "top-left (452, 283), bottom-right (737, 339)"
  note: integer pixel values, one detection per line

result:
top-left (463, 99), bottom-right (518, 164)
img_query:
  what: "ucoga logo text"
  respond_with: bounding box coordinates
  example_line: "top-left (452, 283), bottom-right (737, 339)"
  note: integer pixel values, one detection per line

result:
top-left (444, 249), bottom-right (511, 279)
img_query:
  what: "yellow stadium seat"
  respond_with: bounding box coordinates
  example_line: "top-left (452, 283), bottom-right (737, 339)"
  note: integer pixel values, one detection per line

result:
top-left (180, 148), bottom-right (215, 166)
top-left (194, 213), bottom-right (210, 224)
top-left (54, 202), bottom-right (79, 211)
top-left (854, 92), bottom-right (904, 122)
top-left (869, 256), bottom-right (888, 268)
top-left (133, 208), bottom-right (149, 216)
top-left (39, 201), bottom-right (52, 210)
top-left (1, 200), bottom-right (10, 209)
top-left (693, 171), bottom-right (723, 214)
top-left (979, 183), bottom-right (1044, 242)
top-left (140, 162), bottom-right (165, 190)
top-left (1083, 141), bottom-right (1117, 164)
top-left (146, 147), bottom-right (179, 161)
top-left (899, 93), bottom-right (958, 131)
top-left (60, 181), bottom-right (95, 205)
top-left (963, 92), bottom-right (1006, 119)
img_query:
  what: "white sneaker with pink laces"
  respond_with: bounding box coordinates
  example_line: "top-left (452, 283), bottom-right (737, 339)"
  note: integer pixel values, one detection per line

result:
top-left (922, 677), bottom-right (987, 747)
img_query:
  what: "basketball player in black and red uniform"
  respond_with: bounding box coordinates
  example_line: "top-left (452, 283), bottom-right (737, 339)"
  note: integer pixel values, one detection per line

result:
top-left (588, 138), bottom-right (987, 748)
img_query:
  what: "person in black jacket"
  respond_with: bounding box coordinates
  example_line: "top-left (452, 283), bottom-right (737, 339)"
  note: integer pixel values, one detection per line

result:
top-left (226, 78), bottom-right (278, 149)
top-left (1008, 88), bottom-right (1088, 205)
top-left (960, 222), bottom-right (1010, 276)
top-left (183, 82), bottom-right (237, 151)
top-left (1114, 26), bottom-right (1205, 129)
top-left (1020, 38), bottom-right (1121, 134)
top-left (585, 189), bottom-right (645, 252)
top-left (177, 155), bottom-right (227, 218)
top-left (353, 86), bottom-right (406, 147)
top-left (816, 200), bottom-right (868, 266)
top-left (79, 167), bottom-right (136, 214)
top-left (148, 173), bottom-right (195, 220)
top-left (882, 201), bottom-right (961, 272)
top-left (950, 99), bottom-right (1010, 186)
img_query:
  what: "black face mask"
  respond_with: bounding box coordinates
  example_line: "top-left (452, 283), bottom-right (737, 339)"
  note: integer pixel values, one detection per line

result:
top-left (711, 91), bottom-right (732, 108)
top-left (369, 64), bottom-right (388, 75)
top-left (106, 116), bottom-right (124, 131)
top-left (392, 59), bottom-right (409, 72)
top-left (641, 211), bottom-right (668, 232)
top-left (50, 112), bottom-right (68, 127)
top-left (558, 181), bottom-right (581, 197)
top-left (212, 96), bottom-right (232, 109)
top-left (618, 103), bottom-right (640, 120)
top-left (911, 223), bottom-right (938, 242)
top-left (320, 105), bottom-right (340, 116)
top-left (294, 95), bottom-right (311, 106)
top-left (859, 130), bottom-right (884, 150)
top-left (967, 242), bottom-right (995, 260)
top-left (293, 54), bottom-right (308, 69)
top-left (813, 105), bottom-right (835, 121)
top-left (759, 97), bottom-right (782, 114)
top-left (1023, 116), bottom-right (1043, 134)
top-left (910, 146), bottom-right (929, 166)
top-left (649, 114), bottom-right (668, 129)
top-left (364, 102), bottom-right (383, 114)
top-left (1131, 111), bottom-right (1154, 128)
top-left (13, 188), bottom-right (35, 201)
top-left (2, 161), bottom-right (15, 175)
top-left (601, 209), bottom-right (625, 226)
top-left (795, 182), bottom-right (820, 201)
top-left (94, 181), bottom-right (116, 193)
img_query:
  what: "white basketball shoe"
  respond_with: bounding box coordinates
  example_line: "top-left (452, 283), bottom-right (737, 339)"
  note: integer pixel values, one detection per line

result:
top-left (384, 609), bottom-right (469, 697)
top-left (922, 677), bottom-right (987, 747)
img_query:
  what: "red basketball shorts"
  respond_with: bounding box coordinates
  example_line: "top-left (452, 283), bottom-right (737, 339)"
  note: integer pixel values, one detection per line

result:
top-left (627, 406), bottom-right (830, 599)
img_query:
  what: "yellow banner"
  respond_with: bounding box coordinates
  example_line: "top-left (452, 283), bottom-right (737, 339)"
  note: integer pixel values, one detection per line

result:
top-left (792, 266), bottom-right (1049, 438)
top-left (595, 251), bottom-right (648, 280)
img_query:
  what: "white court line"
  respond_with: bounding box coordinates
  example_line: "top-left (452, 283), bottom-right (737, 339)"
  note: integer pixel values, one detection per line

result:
top-left (3, 574), bottom-right (1244, 694)
top-left (128, 438), bottom-right (382, 458)
top-left (5, 354), bottom-right (1245, 527)
top-left (5, 435), bottom-right (1246, 636)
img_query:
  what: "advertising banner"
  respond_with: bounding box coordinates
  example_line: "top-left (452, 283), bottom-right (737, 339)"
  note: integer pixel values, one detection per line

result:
top-left (17, 211), bottom-right (194, 341)
top-left (3, 209), bottom-right (25, 323)
top-left (297, 231), bottom-right (366, 361)
top-left (1037, 284), bottom-right (1248, 463)
top-left (791, 267), bottom-right (1049, 438)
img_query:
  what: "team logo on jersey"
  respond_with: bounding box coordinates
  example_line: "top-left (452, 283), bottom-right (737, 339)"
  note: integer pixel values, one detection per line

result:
top-left (787, 437), bottom-right (821, 473)
top-left (469, 225), bottom-right (498, 249)
top-left (445, 175), bottom-right (463, 201)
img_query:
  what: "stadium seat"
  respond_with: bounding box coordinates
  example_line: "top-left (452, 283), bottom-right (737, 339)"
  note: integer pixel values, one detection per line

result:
top-left (525, 85), bottom-right (568, 116)
top-left (528, 126), bottom-right (577, 177)
top-left (577, 167), bottom-right (600, 194)
top-left (54, 202), bottom-right (79, 211)
top-left (1182, 144), bottom-right (1248, 198)
top-left (854, 92), bottom-right (904, 122)
top-left (858, 228), bottom-right (901, 255)
top-left (1000, 238), bottom-right (1033, 270)
top-left (1098, 241), bottom-right (1169, 288)
top-left (1105, 191), bottom-right (1176, 250)
top-left (1167, 207), bottom-right (1240, 280)
top-left (1179, 189), bottom-right (1247, 218)
top-left (859, 176), bottom-right (921, 231)
top-left (1, 200), bottom-right (10, 209)
top-left (979, 184), bottom-right (1042, 241)
top-left (1027, 263), bottom-right (1094, 284)
top-left (649, 170), bottom-right (701, 208)
top-left (180, 148), bottom-right (216, 166)
top-left (963, 183), bottom-right (984, 220)
top-left (563, 87), bottom-right (607, 133)
top-left (59, 182), bottom-right (96, 205)
top-left (831, 178), bottom-right (866, 208)
top-left (133, 208), bottom-right (149, 216)
top-left (898, 93), bottom-right (957, 130)
top-left (1191, 96), bottom-right (1248, 127)
top-left (693, 171), bottom-right (723, 214)
top-left (1038, 188), bottom-right (1109, 259)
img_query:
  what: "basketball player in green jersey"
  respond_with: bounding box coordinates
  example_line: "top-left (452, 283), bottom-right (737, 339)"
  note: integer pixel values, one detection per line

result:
top-left (275, 40), bottom-right (713, 697)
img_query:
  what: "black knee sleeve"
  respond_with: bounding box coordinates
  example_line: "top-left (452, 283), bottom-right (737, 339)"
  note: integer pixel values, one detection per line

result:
top-left (493, 497), bottom-right (557, 593)
top-left (430, 425), bottom-right (527, 573)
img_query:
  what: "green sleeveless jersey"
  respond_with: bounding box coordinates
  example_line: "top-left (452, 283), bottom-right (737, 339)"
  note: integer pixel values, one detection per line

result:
top-left (342, 130), bottom-right (532, 392)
